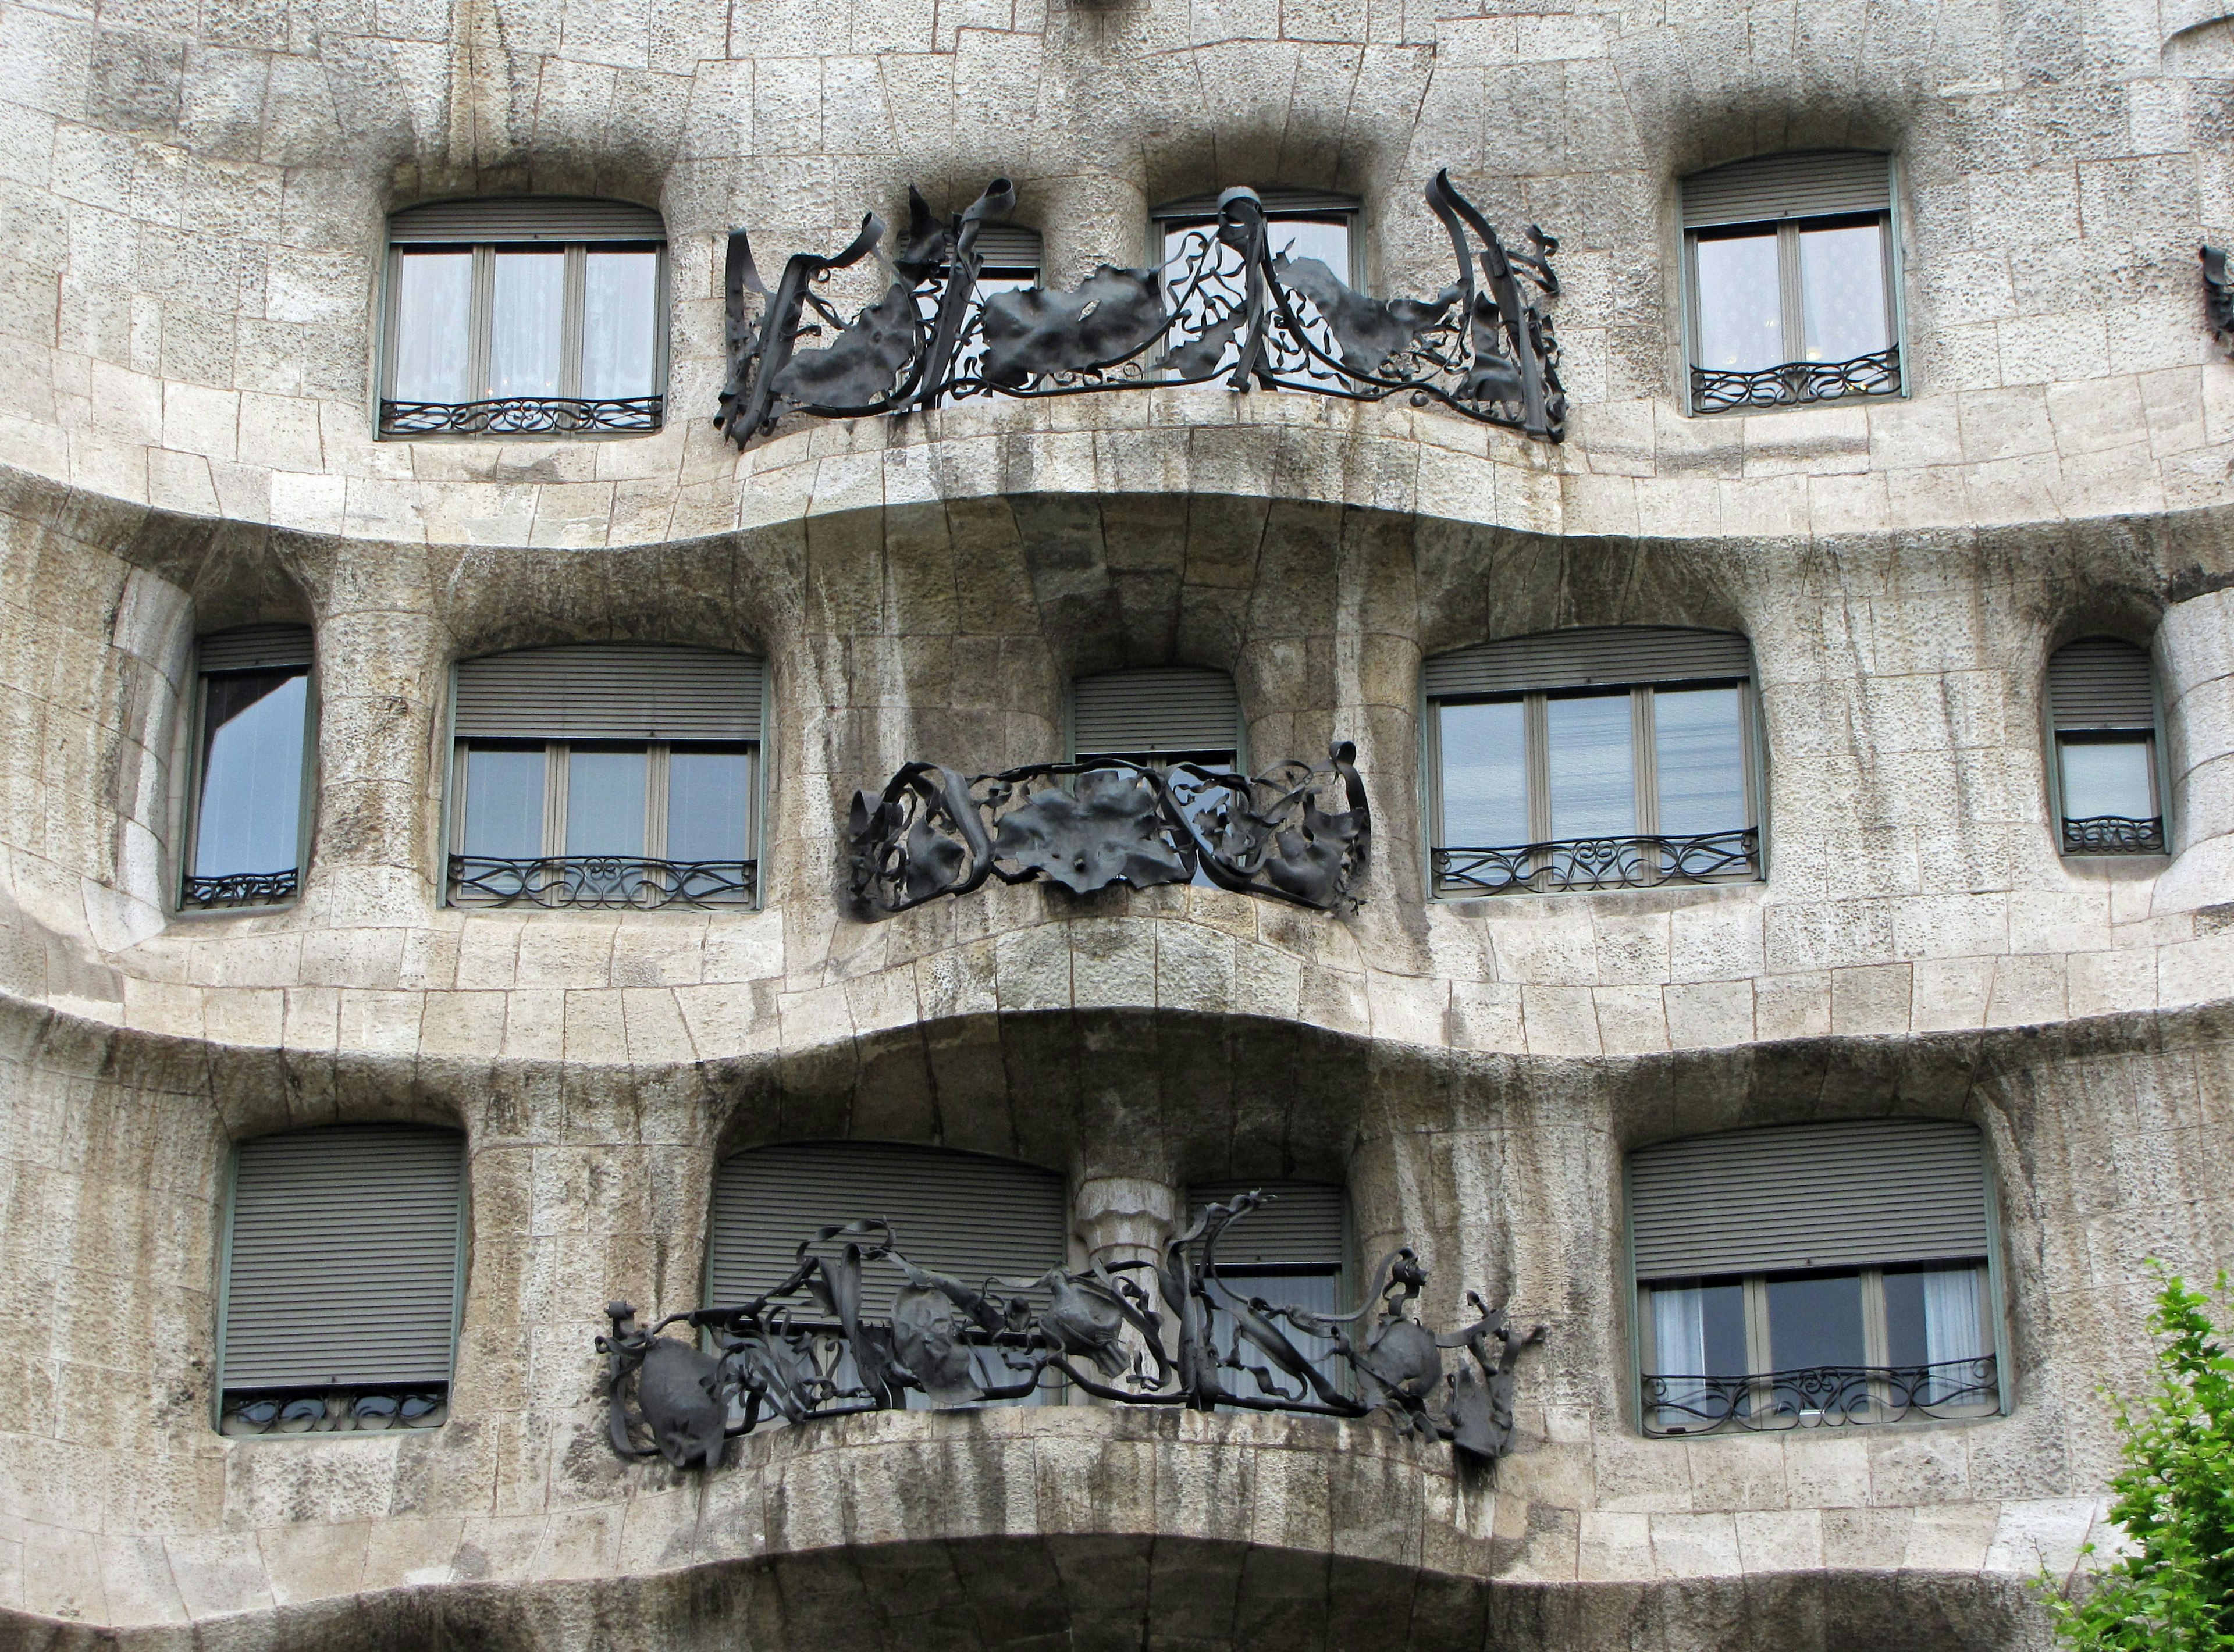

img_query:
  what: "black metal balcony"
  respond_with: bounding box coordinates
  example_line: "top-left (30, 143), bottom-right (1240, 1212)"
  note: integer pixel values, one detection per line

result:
top-left (1433, 828), bottom-right (1759, 897)
top-left (1689, 346), bottom-right (1900, 414)
top-left (447, 854), bottom-right (756, 911)
top-left (180, 868), bottom-right (299, 909)
top-left (2061, 814), bottom-right (2165, 855)
top-left (1641, 1356), bottom-right (1999, 1436)
top-left (379, 395), bottom-right (664, 437)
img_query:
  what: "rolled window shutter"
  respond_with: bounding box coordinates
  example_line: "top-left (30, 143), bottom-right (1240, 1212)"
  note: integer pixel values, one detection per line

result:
top-left (389, 198), bottom-right (666, 244)
top-left (1153, 188), bottom-right (1360, 218)
top-left (454, 646), bottom-right (763, 741)
top-left (1424, 626), bottom-right (1751, 699)
top-left (1629, 1119), bottom-right (1987, 1281)
top-left (972, 225), bottom-right (1043, 270)
top-left (706, 1143), bottom-right (1068, 1319)
top-left (1186, 1181), bottom-right (1346, 1269)
top-left (198, 625), bottom-right (314, 674)
top-left (1681, 152), bottom-right (1892, 228)
top-left (2049, 638), bottom-right (2155, 730)
top-left (222, 1126), bottom-right (464, 1389)
top-left (1073, 667), bottom-right (1240, 756)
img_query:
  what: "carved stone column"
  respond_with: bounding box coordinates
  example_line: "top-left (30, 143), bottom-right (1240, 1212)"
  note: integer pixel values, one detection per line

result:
top-left (1072, 1174), bottom-right (1179, 1270)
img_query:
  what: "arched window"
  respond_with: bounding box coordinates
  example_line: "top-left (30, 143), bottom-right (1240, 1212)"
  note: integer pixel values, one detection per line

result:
top-left (1628, 1119), bottom-right (2000, 1436)
top-left (382, 198), bottom-right (668, 437)
top-left (218, 1124), bottom-right (465, 1435)
top-left (1424, 626), bottom-right (1760, 895)
top-left (183, 625), bottom-right (315, 910)
top-left (2047, 637), bottom-right (2165, 854)
top-left (1185, 1179), bottom-right (1349, 1402)
top-left (447, 645), bottom-right (764, 910)
top-left (1680, 152), bottom-right (1900, 412)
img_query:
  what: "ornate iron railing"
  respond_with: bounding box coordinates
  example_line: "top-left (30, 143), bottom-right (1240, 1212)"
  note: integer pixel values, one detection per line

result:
top-left (2061, 814), bottom-right (2165, 855)
top-left (599, 1191), bottom-right (1542, 1472)
top-left (1640, 1356), bottom-right (1999, 1436)
top-left (447, 854), bottom-right (756, 910)
top-left (180, 868), bottom-right (299, 909)
top-left (1434, 828), bottom-right (1758, 896)
top-left (716, 171), bottom-right (1564, 448)
top-left (220, 1386), bottom-right (447, 1436)
top-left (849, 746), bottom-right (1369, 916)
top-left (1689, 346), bottom-right (1900, 414)
top-left (379, 396), bottom-right (664, 436)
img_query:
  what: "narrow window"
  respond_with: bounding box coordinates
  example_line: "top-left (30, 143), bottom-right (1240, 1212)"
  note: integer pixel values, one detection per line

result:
top-left (1681, 152), bottom-right (1900, 413)
top-left (382, 198), bottom-right (668, 438)
top-left (184, 625), bottom-right (315, 911)
top-left (2047, 637), bottom-right (2165, 855)
top-left (218, 1125), bottom-right (464, 1434)
top-left (1186, 1180), bottom-right (1349, 1404)
top-left (448, 645), bottom-right (763, 910)
top-left (1072, 666), bottom-right (1243, 884)
top-left (1425, 627), bottom-right (1760, 896)
top-left (1628, 1119), bottom-right (2001, 1436)
top-left (1153, 187), bottom-right (1358, 382)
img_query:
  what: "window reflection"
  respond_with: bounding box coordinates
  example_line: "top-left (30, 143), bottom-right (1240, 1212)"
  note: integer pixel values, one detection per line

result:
top-left (667, 750), bottom-right (752, 861)
top-left (1439, 699), bottom-right (1528, 849)
top-left (564, 747), bottom-right (648, 857)
top-left (1545, 693), bottom-right (1636, 839)
top-left (195, 671), bottom-right (308, 880)
top-left (462, 745), bottom-right (545, 860)
top-left (1652, 686), bottom-right (1747, 836)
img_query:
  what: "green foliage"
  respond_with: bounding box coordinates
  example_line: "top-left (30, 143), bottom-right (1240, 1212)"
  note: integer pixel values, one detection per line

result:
top-left (2044, 1267), bottom-right (2234, 1651)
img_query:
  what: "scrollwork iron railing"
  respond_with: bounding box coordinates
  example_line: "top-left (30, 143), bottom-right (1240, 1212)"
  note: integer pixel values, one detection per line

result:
top-left (716, 171), bottom-right (1564, 448)
top-left (1433, 828), bottom-right (1758, 896)
top-left (598, 1191), bottom-right (1543, 1472)
top-left (849, 745), bottom-right (1369, 915)
top-left (180, 868), bottom-right (300, 909)
top-left (220, 1386), bottom-right (447, 1436)
top-left (2061, 814), bottom-right (2165, 855)
top-left (1640, 1357), bottom-right (1999, 1436)
top-left (447, 854), bottom-right (757, 910)
top-left (379, 396), bottom-right (665, 436)
top-left (1689, 346), bottom-right (1900, 414)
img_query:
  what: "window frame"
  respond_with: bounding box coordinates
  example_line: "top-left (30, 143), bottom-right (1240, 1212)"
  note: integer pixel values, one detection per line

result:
top-left (179, 639), bottom-right (319, 916)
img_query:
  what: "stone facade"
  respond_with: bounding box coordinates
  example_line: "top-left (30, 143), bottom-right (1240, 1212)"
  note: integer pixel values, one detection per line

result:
top-left (1, 0), bottom-right (2233, 1645)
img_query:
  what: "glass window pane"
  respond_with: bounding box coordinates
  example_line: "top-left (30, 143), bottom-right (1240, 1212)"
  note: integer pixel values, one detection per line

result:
top-left (195, 671), bottom-right (307, 877)
top-left (1653, 686), bottom-right (1748, 835)
top-left (1693, 232), bottom-right (1784, 371)
top-left (1207, 1267), bottom-right (1345, 1404)
top-left (2059, 736), bottom-right (2155, 820)
top-left (1545, 693), bottom-right (1636, 840)
top-left (667, 749), bottom-right (750, 861)
top-left (565, 747), bottom-right (646, 857)
top-left (1164, 213), bottom-right (1348, 380)
top-left (489, 250), bottom-right (566, 398)
top-left (1886, 1263), bottom-right (1991, 1403)
top-left (463, 745), bottom-right (545, 860)
top-left (1647, 1279), bottom-right (1748, 1429)
top-left (581, 250), bottom-right (658, 399)
top-left (392, 251), bottom-right (472, 403)
top-left (1766, 1270), bottom-right (1866, 1372)
top-left (1438, 700), bottom-right (1529, 847)
top-left (1799, 222), bottom-right (1890, 363)
top-left (1269, 216), bottom-right (1349, 279)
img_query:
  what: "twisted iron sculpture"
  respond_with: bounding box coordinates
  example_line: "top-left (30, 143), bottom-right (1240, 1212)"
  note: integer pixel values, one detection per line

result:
top-left (716, 172), bottom-right (1563, 446)
top-left (598, 1190), bottom-right (1542, 1471)
top-left (847, 744), bottom-right (1369, 915)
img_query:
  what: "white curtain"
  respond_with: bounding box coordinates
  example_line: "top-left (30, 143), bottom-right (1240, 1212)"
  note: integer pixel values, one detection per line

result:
top-left (1651, 1285), bottom-right (1709, 1426)
top-left (1921, 1267), bottom-right (1984, 1401)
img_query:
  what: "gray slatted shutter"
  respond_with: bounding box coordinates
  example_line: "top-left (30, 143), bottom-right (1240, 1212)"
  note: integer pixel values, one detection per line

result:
top-left (1629, 1119), bottom-right (1987, 1281)
top-left (1425, 626), bottom-right (1752, 699)
top-left (390, 198), bottom-right (666, 243)
top-left (1681, 152), bottom-right (1893, 229)
top-left (199, 625), bottom-right (314, 674)
top-left (1073, 667), bottom-right (1241, 756)
top-left (454, 646), bottom-right (763, 741)
top-left (2049, 638), bottom-right (2156, 731)
top-left (973, 225), bottom-right (1042, 270)
top-left (1187, 1181), bottom-right (1346, 1268)
top-left (222, 1126), bottom-right (464, 1389)
top-left (707, 1143), bottom-right (1068, 1318)
top-left (1154, 188), bottom-right (1361, 218)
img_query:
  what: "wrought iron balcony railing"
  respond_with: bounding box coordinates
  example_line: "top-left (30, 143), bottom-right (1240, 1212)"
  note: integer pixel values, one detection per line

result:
top-left (379, 395), bottom-right (664, 437)
top-left (1689, 346), bottom-right (1901, 414)
top-left (1641, 1356), bottom-right (2000, 1436)
top-left (447, 854), bottom-right (756, 911)
top-left (180, 868), bottom-right (300, 909)
top-left (220, 1386), bottom-right (448, 1436)
top-left (1434, 828), bottom-right (1759, 896)
top-left (2061, 814), bottom-right (2165, 855)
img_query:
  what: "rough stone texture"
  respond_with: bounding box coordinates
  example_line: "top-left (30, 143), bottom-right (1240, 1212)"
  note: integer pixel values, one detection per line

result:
top-left (1, 0), bottom-right (2232, 1644)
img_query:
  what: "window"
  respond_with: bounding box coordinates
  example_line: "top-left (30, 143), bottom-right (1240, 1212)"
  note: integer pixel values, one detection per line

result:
top-left (1186, 1180), bottom-right (1348, 1405)
top-left (183, 625), bottom-right (315, 910)
top-left (218, 1125), bottom-right (464, 1435)
top-left (946, 223), bottom-right (1042, 393)
top-left (1153, 188), bottom-right (1357, 383)
top-left (382, 198), bottom-right (667, 437)
top-left (707, 1142), bottom-right (1068, 1412)
top-left (1072, 667), bottom-right (1243, 885)
top-left (2048, 637), bottom-right (2165, 854)
top-left (1681, 152), bottom-right (1900, 413)
top-left (1628, 1119), bottom-right (2000, 1436)
top-left (1424, 626), bottom-right (1760, 896)
top-left (447, 645), bottom-right (763, 910)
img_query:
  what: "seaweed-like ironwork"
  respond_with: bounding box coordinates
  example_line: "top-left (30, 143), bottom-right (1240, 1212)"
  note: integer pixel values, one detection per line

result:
top-left (1689, 347), bottom-right (1900, 413)
top-left (2060, 814), bottom-right (2165, 855)
top-left (848, 745), bottom-right (1369, 916)
top-left (380, 396), bottom-right (664, 436)
top-left (2204, 245), bottom-right (2234, 355)
top-left (180, 868), bottom-right (300, 909)
top-left (447, 854), bottom-right (756, 910)
top-left (1433, 828), bottom-right (1759, 896)
top-left (597, 1191), bottom-right (1543, 1471)
top-left (1640, 1357), bottom-right (1999, 1436)
top-left (716, 172), bottom-right (1563, 446)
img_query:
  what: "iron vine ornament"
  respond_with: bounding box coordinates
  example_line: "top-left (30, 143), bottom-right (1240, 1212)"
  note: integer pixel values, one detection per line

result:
top-left (848, 743), bottom-right (1369, 914)
top-left (597, 1191), bottom-right (1543, 1471)
top-left (715, 172), bottom-right (1564, 445)
top-left (2203, 246), bottom-right (2234, 355)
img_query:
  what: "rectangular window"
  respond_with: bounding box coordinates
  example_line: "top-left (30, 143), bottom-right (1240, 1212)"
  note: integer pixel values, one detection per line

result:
top-left (184, 626), bottom-right (315, 911)
top-left (2048, 637), bottom-right (2164, 855)
top-left (1154, 188), bottom-right (1358, 384)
